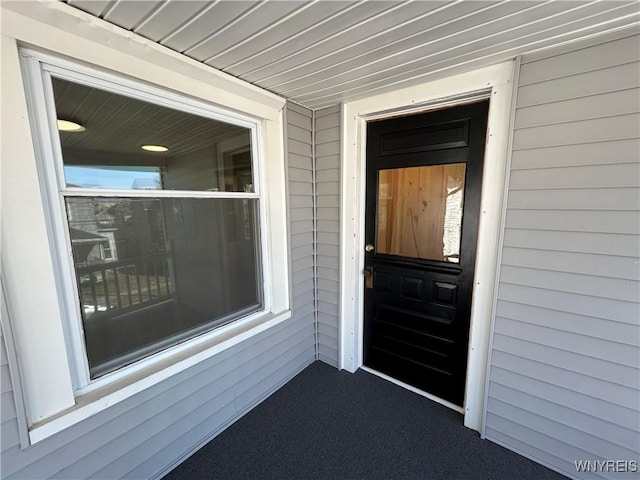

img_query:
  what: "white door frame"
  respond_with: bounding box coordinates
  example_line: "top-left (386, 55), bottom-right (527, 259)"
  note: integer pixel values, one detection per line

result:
top-left (338, 60), bottom-right (518, 432)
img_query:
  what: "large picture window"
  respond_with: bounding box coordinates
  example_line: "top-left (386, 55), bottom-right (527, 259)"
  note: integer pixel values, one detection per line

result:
top-left (36, 69), bottom-right (268, 383)
top-left (8, 27), bottom-right (288, 440)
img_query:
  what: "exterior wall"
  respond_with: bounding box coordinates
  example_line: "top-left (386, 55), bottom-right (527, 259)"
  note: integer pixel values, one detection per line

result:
top-left (484, 33), bottom-right (640, 479)
top-left (1, 328), bottom-right (22, 455)
top-left (285, 101), bottom-right (317, 350)
top-left (1, 319), bottom-right (314, 479)
top-left (314, 105), bottom-right (341, 367)
top-left (284, 101), bottom-right (341, 368)
top-left (0, 111), bottom-right (315, 479)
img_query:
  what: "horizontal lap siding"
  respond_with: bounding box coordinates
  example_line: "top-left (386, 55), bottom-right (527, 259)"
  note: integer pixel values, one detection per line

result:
top-left (0, 104), bottom-right (316, 479)
top-left (314, 105), bottom-right (341, 367)
top-left (0, 329), bottom-right (20, 454)
top-left (485, 34), bottom-right (640, 480)
top-left (286, 102), bottom-right (316, 323)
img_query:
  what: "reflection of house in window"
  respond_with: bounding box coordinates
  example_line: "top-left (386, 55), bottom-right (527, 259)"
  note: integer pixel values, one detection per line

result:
top-left (68, 227), bottom-right (110, 266)
top-left (68, 197), bottom-right (178, 374)
top-left (443, 173), bottom-right (465, 262)
top-left (67, 199), bottom-right (114, 265)
top-left (223, 148), bottom-right (252, 192)
top-left (131, 177), bottom-right (161, 190)
top-left (98, 231), bottom-right (116, 261)
top-left (377, 164), bottom-right (465, 262)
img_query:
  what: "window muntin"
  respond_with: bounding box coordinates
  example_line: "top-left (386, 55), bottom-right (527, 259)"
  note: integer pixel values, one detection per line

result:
top-left (48, 75), bottom-right (265, 382)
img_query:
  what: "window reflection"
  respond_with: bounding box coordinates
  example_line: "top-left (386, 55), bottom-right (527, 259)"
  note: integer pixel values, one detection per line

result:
top-left (53, 77), bottom-right (254, 193)
top-left (377, 163), bottom-right (466, 262)
top-left (66, 197), bottom-right (261, 378)
top-left (64, 165), bottom-right (162, 189)
top-left (53, 75), bottom-right (263, 379)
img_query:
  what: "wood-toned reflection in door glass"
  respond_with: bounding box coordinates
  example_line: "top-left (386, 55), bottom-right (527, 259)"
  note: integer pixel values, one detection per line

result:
top-left (377, 163), bottom-right (466, 262)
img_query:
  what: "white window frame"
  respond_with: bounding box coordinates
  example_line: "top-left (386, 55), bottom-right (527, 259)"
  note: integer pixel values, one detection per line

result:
top-left (27, 55), bottom-right (277, 394)
top-left (5, 34), bottom-right (289, 443)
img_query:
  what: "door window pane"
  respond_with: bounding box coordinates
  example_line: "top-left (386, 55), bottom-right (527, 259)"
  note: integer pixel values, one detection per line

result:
top-left (66, 197), bottom-right (262, 378)
top-left (377, 163), bottom-right (466, 262)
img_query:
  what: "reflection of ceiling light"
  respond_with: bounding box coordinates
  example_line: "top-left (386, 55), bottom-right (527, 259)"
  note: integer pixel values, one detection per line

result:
top-left (57, 119), bottom-right (85, 132)
top-left (141, 145), bottom-right (169, 152)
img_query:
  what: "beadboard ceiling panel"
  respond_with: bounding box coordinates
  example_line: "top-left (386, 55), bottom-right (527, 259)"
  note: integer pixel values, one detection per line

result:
top-left (64, 0), bottom-right (640, 109)
top-left (224, 1), bottom-right (401, 77)
top-left (263, 1), bottom-right (543, 91)
top-left (103, 1), bottom-right (165, 30)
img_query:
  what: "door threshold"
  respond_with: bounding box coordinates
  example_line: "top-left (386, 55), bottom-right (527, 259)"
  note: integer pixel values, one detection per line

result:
top-left (360, 366), bottom-right (464, 414)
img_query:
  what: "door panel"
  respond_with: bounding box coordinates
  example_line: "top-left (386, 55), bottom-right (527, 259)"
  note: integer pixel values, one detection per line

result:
top-left (363, 101), bottom-right (489, 406)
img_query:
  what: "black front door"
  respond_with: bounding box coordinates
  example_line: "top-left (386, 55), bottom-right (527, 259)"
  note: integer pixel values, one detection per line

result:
top-left (363, 101), bottom-right (489, 406)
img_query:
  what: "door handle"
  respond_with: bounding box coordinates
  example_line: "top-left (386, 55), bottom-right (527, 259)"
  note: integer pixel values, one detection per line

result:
top-left (365, 243), bottom-right (375, 252)
top-left (364, 265), bottom-right (374, 289)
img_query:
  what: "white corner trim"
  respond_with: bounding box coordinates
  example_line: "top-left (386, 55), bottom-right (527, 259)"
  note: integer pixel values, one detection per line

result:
top-left (339, 61), bottom-right (516, 433)
top-left (29, 310), bottom-right (292, 444)
top-left (0, 3), bottom-right (285, 120)
top-left (481, 55), bottom-right (522, 439)
top-left (462, 62), bottom-right (518, 433)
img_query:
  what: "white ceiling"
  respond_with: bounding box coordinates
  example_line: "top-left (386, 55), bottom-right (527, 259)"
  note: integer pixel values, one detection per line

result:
top-left (59, 1), bottom-right (640, 109)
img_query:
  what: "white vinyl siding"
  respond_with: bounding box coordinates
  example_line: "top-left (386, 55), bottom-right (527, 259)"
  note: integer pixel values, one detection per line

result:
top-left (0, 329), bottom-right (21, 454)
top-left (285, 101), bottom-right (317, 341)
top-left (284, 101), bottom-right (341, 367)
top-left (0, 320), bottom-right (314, 479)
top-left (484, 33), bottom-right (640, 479)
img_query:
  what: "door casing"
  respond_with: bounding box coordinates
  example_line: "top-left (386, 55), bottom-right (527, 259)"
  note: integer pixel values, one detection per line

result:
top-left (339, 60), bottom-right (519, 433)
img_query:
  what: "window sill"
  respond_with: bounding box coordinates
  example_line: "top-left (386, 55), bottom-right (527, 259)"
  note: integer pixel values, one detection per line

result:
top-left (28, 309), bottom-right (292, 444)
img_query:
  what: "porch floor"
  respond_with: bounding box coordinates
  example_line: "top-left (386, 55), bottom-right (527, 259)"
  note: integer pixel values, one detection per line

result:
top-left (164, 361), bottom-right (566, 479)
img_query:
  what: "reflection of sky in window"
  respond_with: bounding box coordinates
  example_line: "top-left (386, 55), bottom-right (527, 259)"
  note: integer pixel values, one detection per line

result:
top-left (64, 165), bottom-right (161, 189)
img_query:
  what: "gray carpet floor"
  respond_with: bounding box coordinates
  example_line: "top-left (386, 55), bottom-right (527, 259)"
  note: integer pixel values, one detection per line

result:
top-left (165, 361), bottom-right (567, 479)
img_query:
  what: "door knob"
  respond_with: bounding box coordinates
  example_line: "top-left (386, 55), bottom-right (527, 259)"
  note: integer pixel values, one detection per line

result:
top-left (365, 243), bottom-right (374, 252)
top-left (364, 265), bottom-right (374, 288)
